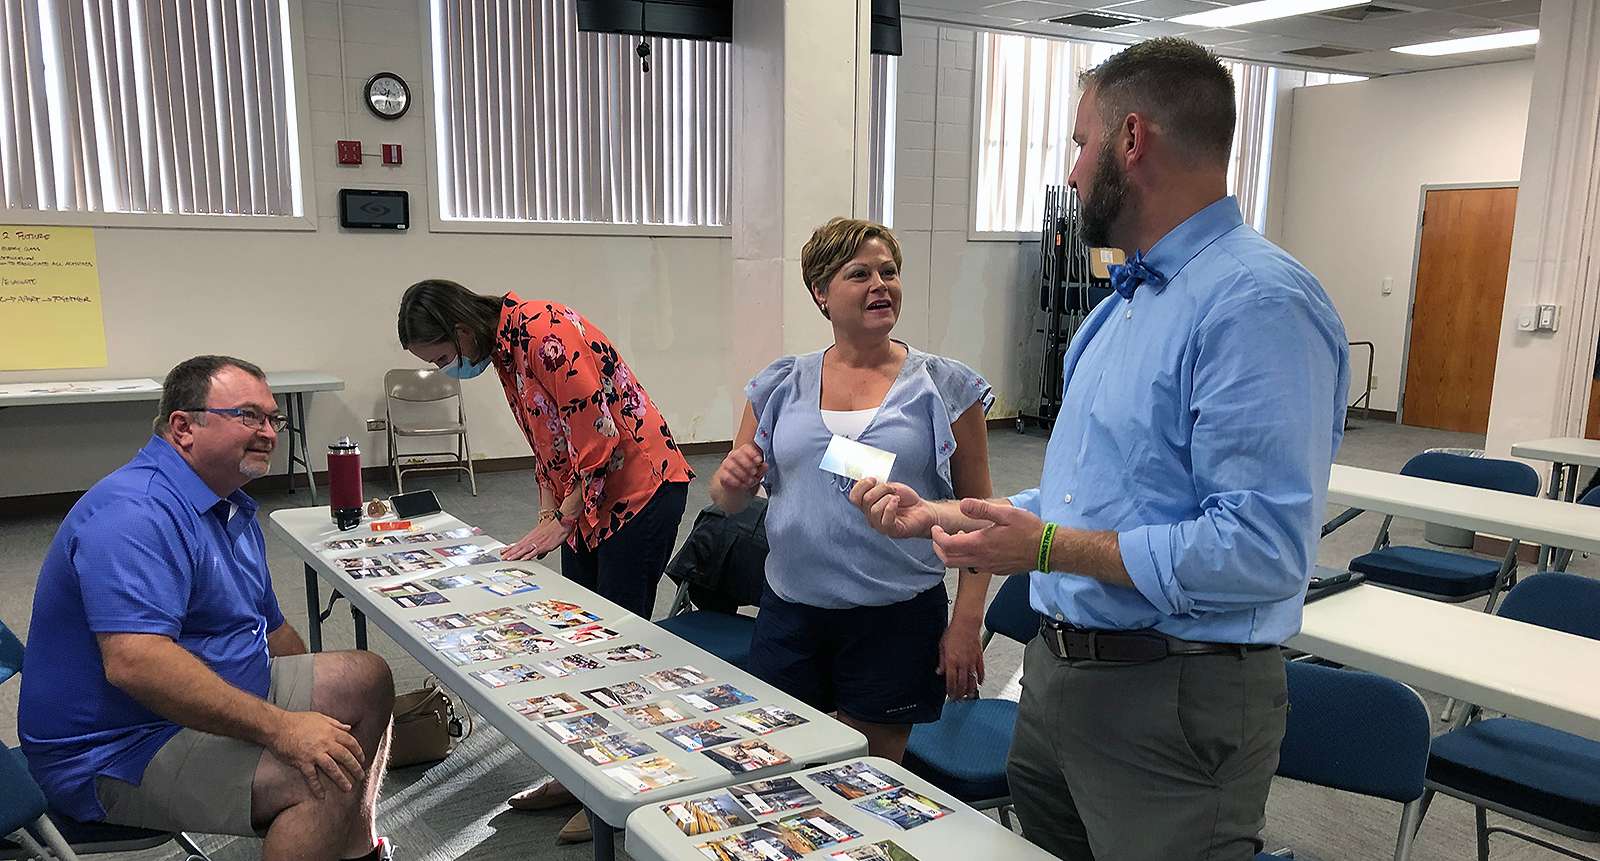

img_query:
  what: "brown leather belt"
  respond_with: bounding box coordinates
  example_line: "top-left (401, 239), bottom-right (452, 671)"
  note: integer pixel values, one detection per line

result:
top-left (1038, 618), bottom-right (1275, 663)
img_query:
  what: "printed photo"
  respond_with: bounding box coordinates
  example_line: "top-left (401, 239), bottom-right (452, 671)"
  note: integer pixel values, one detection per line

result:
top-left (364, 534), bottom-right (404, 547)
top-left (344, 564), bottom-right (399, 580)
top-left (851, 788), bottom-right (951, 830)
top-left (603, 755), bottom-right (692, 794)
top-left (727, 777), bottom-right (817, 816)
top-left (661, 719), bottom-right (740, 752)
top-left (545, 610), bottom-right (604, 629)
top-left (337, 554), bottom-right (388, 571)
top-left (528, 599), bottom-right (587, 619)
top-left (538, 654), bottom-right (607, 677)
top-left (828, 840), bottom-right (919, 861)
top-left (469, 663), bottom-right (546, 688)
top-left (412, 613), bottom-right (472, 632)
top-left (442, 526), bottom-right (484, 539)
top-left (618, 700), bottom-right (691, 729)
top-left (386, 550), bottom-right (440, 566)
top-left (423, 573), bottom-right (482, 591)
top-left (774, 808), bottom-right (863, 853)
top-left (555, 624), bottom-right (621, 645)
top-left (324, 538), bottom-right (364, 551)
top-left (440, 643), bottom-right (509, 665)
top-left (641, 666), bottom-right (713, 692)
top-left (703, 739), bottom-right (791, 774)
top-left (503, 635), bottom-right (562, 656)
top-left (541, 713), bottom-right (614, 743)
top-left (482, 622), bottom-right (544, 644)
top-left (423, 629), bottom-right (494, 651)
top-left (695, 826), bottom-right (802, 861)
top-left (680, 684), bottom-right (756, 713)
top-left (593, 643), bottom-right (661, 664)
top-left (662, 792), bottom-right (754, 836)
top-left (812, 762), bottom-right (904, 800)
top-left (435, 542), bottom-right (496, 559)
top-left (483, 577), bottom-right (542, 597)
top-left (513, 693), bottom-right (589, 720)
top-left (726, 707), bottom-right (808, 736)
top-left (582, 681), bottom-right (655, 709)
top-left (567, 732), bottom-right (655, 765)
top-left (401, 531), bottom-right (444, 544)
top-left (466, 606), bottom-right (531, 626)
top-left (373, 581), bottom-right (448, 608)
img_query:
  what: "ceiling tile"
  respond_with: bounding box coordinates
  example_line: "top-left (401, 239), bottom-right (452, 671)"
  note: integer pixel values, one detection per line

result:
top-left (1107, 19), bottom-right (1205, 36)
top-left (979, 0), bottom-right (1094, 20)
top-left (1458, 0), bottom-right (1542, 16)
top-left (1100, 0), bottom-right (1227, 18)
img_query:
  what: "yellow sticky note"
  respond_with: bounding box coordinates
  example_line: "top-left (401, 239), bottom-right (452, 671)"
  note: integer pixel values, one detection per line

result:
top-left (0, 226), bottom-right (107, 370)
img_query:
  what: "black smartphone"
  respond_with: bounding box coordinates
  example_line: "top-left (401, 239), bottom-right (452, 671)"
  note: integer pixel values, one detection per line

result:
top-left (1305, 570), bottom-right (1365, 603)
top-left (389, 489), bottom-right (442, 519)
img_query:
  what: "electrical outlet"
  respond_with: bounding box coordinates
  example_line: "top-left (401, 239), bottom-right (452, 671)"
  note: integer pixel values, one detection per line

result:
top-left (1537, 303), bottom-right (1559, 332)
top-left (366, 418), bottom-right (387, 432)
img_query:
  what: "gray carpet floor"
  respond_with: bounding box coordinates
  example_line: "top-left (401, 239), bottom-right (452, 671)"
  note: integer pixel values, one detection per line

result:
top-left (1, 418), bottom-right (1594, 860)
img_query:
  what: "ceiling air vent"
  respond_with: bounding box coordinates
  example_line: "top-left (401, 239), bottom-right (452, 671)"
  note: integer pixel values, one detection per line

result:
top-left (1282, 44), bottom-right (1363, 58)
top-left (1046, 11), bottom-right (1142, 29)
top-left (1318, 3), bottom-right (1415, 22)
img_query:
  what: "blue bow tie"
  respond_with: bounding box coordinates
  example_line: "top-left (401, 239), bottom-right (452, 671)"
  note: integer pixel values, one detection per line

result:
top-left (1108, 251), bottom-right (1166, 300)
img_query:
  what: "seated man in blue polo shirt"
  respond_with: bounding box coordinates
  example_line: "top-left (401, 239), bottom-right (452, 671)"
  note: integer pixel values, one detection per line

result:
top-left (19, 355), bottom-right (396, 861)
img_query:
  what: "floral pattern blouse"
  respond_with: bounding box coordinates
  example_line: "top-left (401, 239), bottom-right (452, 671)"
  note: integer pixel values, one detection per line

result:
top-left (492, 293), bottom-right (694, 550)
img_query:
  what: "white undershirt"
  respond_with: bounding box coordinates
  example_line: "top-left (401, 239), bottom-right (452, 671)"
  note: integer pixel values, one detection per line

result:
top-left (820, 407), bottom-right (879, 439)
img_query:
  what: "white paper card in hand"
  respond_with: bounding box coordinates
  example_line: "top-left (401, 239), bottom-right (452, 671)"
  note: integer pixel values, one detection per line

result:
top-left (819, 435), bottom-right (895, 483)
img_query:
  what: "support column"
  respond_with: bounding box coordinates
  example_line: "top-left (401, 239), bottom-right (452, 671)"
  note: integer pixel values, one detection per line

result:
top-left (730, 1), bottom-right (873, 413)
top-left (1484, 0), bottom-right (1600, 456)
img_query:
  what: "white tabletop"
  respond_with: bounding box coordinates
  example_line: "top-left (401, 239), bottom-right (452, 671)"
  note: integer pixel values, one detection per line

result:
top-left (264, 371), bottom-right (345, 394)
top-left (626, 757), bottom-right (1055, 861)
top-left (0, 371), bottom-right (343, 406)
top-left (1510, 437), bottom-right (1600, 470)
top-left (1290, 584), bottom-right (1600, 742)
top-left (1328, 464), bottom-right (1600, 554)
top-left (267, 507), bottom-right (867, 830)
top-left (0, 378), bottom-right (162, 406)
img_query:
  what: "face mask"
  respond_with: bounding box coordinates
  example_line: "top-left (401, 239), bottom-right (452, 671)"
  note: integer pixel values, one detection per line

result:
top-left (442, 354), bottom-right (491, 380)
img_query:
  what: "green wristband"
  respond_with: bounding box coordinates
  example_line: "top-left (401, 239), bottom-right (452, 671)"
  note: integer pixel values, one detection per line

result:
top-left (1038, 522), bottom-right (1058, 572)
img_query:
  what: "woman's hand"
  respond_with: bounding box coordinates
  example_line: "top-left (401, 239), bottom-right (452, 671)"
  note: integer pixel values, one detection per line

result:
top-left (502, 514), bottom-right (573, 561)
top-left (849, 478), bottom-right (940, 540)
top-left (712, 443), bottom-right (767, 501)
top-left (938, 616), bottom-right (985, 700)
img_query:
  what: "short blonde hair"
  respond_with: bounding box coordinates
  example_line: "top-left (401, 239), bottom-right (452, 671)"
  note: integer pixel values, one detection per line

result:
top-left (800, 218), bottom-right (903, 308)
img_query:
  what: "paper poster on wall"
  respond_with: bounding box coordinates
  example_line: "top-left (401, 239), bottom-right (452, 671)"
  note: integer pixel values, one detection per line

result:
top-left (0, 225), bottom-right (107, 370)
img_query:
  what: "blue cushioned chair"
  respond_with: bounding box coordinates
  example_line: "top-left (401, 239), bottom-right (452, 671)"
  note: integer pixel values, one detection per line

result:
top-left (1261, 661), bottom-right (1432, 861)
top-left (0, 617), bottom-right (209, 861)
top-left (900, 575), bottom-right (1038, 827)
top-left (1419, 572), bottom-right (1600, 860)
top-left (1349, 452), bottom-right (1539, 612)
top-left (656, 502), bottom-right (769, 669)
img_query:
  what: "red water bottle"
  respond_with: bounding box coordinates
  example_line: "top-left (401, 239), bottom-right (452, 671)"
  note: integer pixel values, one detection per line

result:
top-left (328, 437), bottom-right (363, 530)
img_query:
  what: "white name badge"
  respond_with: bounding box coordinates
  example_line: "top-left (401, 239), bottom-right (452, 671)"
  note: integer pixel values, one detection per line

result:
top-left (819, 435), bottom-right (896, 483)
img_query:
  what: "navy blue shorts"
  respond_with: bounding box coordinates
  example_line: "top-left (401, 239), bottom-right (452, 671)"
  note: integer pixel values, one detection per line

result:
top-left (748, 582), bottom-right (948, 725)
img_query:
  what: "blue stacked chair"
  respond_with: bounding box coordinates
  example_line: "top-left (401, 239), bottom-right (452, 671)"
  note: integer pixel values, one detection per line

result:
top-left (1257, 661), bottom-right (1432, 860)
top-left (1349, 451), bottom-right (1539, 612)
top-left (1419, 572), bottom-right (1600, 860)
top-left (900, 575), bottom-right (1038, 827)
top-left (0, 617), bottom-right (210, 861)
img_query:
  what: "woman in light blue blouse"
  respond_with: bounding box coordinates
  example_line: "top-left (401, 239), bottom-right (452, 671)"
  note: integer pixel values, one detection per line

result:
top-left (709, 217), bottom-right (994, 761)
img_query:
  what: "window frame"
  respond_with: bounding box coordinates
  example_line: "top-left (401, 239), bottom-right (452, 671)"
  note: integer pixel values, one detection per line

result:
top-left (418, 2), bottom-right (731, 239)
top-left (0, 0), bottom-right (318, 232)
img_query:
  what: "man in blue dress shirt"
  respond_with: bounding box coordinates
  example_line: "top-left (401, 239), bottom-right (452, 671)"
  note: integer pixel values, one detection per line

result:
top-left (853, 38), bottom-right (1349, 858)
top-left (20, 356), bottom-right (396, 861)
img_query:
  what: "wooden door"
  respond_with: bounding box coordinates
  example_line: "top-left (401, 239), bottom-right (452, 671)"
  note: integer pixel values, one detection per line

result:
top-left (1401, 186), bottom-right (1517, 433)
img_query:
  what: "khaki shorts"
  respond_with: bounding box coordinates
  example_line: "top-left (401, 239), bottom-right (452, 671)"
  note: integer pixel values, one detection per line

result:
top-left (95, 654), bottom-right (316, 836)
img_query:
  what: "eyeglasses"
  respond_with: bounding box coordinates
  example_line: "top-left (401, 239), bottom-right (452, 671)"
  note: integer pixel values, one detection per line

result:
top-left (184, 406), bottom-right (290, 433)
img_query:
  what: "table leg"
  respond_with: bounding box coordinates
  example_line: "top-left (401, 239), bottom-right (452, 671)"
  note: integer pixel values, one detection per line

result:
top-left (296, 393), bottom-right (317, 505)
top-left (588, 808), bottom-right (616, 861)
top-left (353, 605), bottom-right (368, 650)
top-left (304, 564), bottom-right (323, 653)
top-left (1537, 460), bottom-right (1570, 572)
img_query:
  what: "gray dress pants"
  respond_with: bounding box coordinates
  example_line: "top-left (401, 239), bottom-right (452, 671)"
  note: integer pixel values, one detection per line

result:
top-left (1005, 635), bottom-right (1287, 860)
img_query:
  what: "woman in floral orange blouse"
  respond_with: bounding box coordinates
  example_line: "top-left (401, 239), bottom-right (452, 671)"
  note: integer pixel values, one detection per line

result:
top-left (398, 279), bottom-right (694, 841)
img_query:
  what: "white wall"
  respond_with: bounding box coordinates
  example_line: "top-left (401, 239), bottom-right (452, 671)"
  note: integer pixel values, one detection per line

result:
top-left (893, 21), bottom-right (1041, 419)
top-left (0, 0), bottom-right (733, 498)
top-left (1271, 60), bottom-right (1534, 413)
